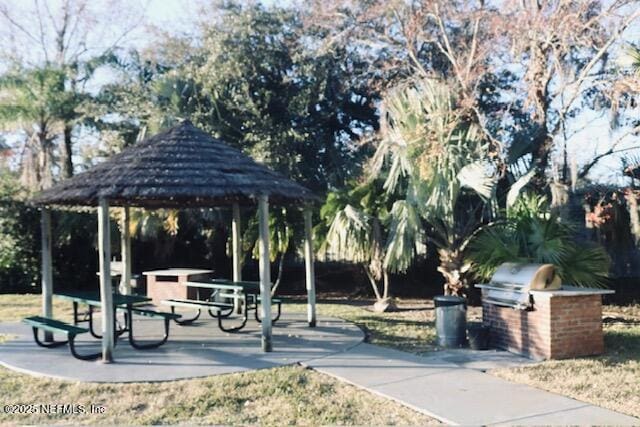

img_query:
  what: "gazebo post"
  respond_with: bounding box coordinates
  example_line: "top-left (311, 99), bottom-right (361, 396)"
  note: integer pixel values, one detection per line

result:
top-left (119, 206), bottom-right (132, 295)
top-left (232, 202), bottom-right (242, 313)
top-left (98, 197), bottom-right (114, 362)
top-left (303, 207), bottom-right (317, 327)
top-left (258, 195), bottom-right (272, 352)
top-left (41, 208), bottom-right (53, 342)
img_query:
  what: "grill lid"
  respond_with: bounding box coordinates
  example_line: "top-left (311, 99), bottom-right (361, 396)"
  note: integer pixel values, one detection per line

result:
top-left (476, 263), bottom-right (561, 310)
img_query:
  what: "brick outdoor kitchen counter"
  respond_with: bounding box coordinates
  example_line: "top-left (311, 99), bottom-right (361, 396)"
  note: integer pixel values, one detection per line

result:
top-left (481, 287), bottom-right (614, 360)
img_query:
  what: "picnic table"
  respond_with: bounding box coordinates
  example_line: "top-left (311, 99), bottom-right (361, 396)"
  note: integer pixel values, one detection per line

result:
top-left (52, 291), bottom-right (178, 349)
top-left (184, 279), bottom-right (282, 323)
top-left (55, 290), bottom-right (150, 332)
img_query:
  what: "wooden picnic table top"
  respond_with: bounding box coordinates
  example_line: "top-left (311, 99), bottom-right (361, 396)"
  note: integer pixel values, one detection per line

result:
top-left (54, 291), bottom-right (151, 307)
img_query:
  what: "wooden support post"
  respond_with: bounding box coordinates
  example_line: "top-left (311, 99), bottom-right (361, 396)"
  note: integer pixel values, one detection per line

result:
top-left (41, 208), bottom-right (53, 341)
top-left (258, 196), bottom-right (272, 352)
top-left (98, 198), bottom-right (114, 363)
top-left (303, 208), bottom-right (317, 327)
top-left (119, 206), bottom-right (132, 295)
top-left (232, 202), bottom-right (242, 313)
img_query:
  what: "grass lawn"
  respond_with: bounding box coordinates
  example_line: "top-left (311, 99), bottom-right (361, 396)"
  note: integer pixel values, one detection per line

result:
top-left (0, 294), bottom-right (436, 426)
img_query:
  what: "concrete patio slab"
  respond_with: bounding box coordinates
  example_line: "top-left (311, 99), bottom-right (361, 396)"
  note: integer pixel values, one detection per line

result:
top-left (0, 313), bottom-right (363, 382)
top-left (304, 343), bottom-right (640, 425)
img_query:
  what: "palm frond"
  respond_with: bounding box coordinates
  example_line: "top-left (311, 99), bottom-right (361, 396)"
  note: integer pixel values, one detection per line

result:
top-left (506, 168), bottom-right (536, 208)
top-left (466, 195), bottom-right (610, 287)
top-left (457, 161), bottom-right (497, 202)
top-left (320, 204), bottom-right (373, 265)
top-left (384, 200), bottom-right (422, 273)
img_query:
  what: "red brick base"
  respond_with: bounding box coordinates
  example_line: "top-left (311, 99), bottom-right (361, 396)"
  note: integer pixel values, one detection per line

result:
top-left (482, 294), bottom-right (604, 360)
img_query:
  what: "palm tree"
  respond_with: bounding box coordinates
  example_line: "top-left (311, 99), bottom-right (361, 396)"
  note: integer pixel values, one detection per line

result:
top-left (0, 67), bottom-right (68, 190)
top-left (320, 180), bottom-right (398, 310)
top-left (372, 78), bottom-right (497, 296)
top-left (467, 194), bottom-right (610, 287)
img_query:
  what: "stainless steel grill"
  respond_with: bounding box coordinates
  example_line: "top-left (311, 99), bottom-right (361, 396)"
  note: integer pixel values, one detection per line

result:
top-left (475, 263), bottom-right (561, 310)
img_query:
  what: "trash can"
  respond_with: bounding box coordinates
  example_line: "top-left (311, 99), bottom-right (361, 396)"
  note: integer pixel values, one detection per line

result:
top-left (467, 323), bottom-right (490, 350)
top-left (434, 295), bottom-right (467, 347)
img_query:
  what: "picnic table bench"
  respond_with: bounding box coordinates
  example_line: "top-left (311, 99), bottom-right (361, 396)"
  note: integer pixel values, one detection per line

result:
top-left (23, 291), bottom-right (182, 358)
top-left (119, 307), bottom-right (182, 349)
top-left (23, 316), bottom-right (101, 360)
top-left (205, 279), bottom-right (283, 323)
top-left (161, 298), bottom-right (250, 332)
top-left (161, 279), bottom-right (282, 333)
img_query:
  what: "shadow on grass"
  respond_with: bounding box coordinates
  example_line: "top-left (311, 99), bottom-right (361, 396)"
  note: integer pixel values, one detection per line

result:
top-left (599, 328), bottom-right (640, 366)
top-left (346, 315), bottom-right (437, 350)
top-left (603, 316), bottom-right (640, 326)
top-left (351, 315), bottom-right (435, 328)
top-left (390, 306), bottom-right (435, 313)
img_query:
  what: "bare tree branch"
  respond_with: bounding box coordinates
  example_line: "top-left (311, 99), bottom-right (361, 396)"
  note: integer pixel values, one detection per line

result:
top-left (579, 124), bottom-right (640, 179)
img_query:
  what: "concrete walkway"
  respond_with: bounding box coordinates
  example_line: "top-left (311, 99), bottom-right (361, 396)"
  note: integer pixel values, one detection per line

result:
top-left (304, 343), bottom-right (640, 425)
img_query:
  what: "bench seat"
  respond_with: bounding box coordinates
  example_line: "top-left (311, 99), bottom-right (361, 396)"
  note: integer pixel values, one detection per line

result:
top-left (161, 299), bottom-right (233, 309)
top-left (23, 316), bottom-right (101, 360)
top-left (23, 316), bottom-right (89, 335)
top-left (161, 299), bottom-right (234, 325)
top-left (161, 298), bottom-right (250, 332)
top-left (117, 307), bottom-right (182, 320)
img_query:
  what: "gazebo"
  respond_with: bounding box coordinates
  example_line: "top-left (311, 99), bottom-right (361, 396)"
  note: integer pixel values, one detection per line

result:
top-left (32, 120), bottom-right (318, 362)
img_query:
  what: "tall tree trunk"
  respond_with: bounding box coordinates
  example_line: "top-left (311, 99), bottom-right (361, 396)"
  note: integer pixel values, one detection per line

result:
top-left (364, 266), bottom-right (383, 301)
top-left (61, 124), bottom-right (74, 178)
top-left (626, 190), bottom-right (640, 245)
top-left (550, 181), bottom-right (570, 221)
top-left (527, 33), bottom-right (553, 193)
top-left (530, 134), bottom-right (553, 191)
top-left (37, 128), bottom-right (53, 190)
top-left (382, 271), bottom-right (390, 299)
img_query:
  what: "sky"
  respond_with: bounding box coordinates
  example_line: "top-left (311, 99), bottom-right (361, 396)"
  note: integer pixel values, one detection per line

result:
top-left (0, 0), bottom-right (639, 185)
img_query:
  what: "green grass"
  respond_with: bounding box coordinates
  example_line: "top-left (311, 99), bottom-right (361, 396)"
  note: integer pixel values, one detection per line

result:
top-left (0, 364), bottom-right (436, 425)
top-left (0, 294), bottom-right (75, 322)
top-left (287, 298), bottom-right (482, 354)
top-left (0, 294), bottom-right (436, 425)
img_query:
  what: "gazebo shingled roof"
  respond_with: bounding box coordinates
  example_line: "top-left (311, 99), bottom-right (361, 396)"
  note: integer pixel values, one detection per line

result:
top-left (32, 120), bottom-right (316, 208)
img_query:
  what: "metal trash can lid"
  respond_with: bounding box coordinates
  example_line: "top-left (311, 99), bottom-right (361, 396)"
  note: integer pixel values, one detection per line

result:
top-left (434, 295), bottom-right (465, 307)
